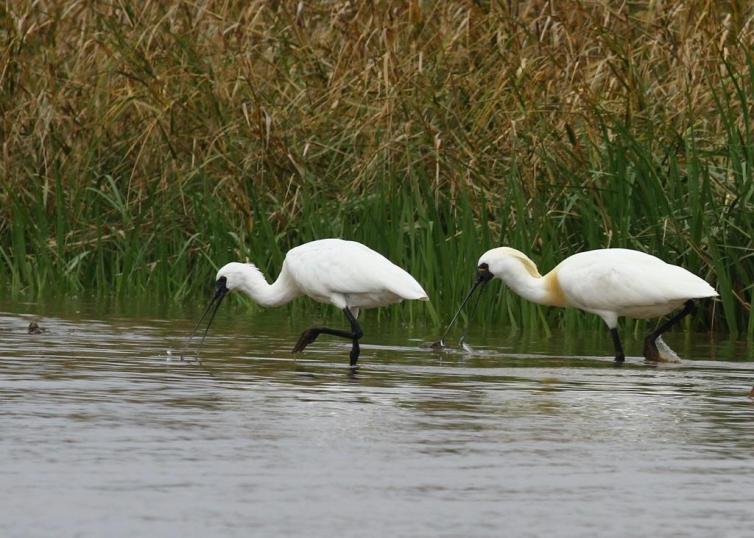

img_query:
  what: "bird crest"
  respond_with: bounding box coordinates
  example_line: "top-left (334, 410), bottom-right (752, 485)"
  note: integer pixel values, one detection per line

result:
top-left (497, 247), bottom-right (542, 278)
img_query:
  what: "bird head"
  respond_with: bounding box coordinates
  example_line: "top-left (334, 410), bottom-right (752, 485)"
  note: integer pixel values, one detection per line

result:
top-left (435, 247), bottom-right (540, 347)
top-left (215, 262), bottom-right (256, 292)
top-left (477, 247), bottom-right (541, 282)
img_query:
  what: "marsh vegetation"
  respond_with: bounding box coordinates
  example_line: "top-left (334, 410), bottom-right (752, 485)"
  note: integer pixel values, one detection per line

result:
top-left (2, 1), bottom-right (753, 335)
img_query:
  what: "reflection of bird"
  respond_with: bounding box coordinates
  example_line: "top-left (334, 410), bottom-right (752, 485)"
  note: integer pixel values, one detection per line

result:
top-left (449, 247), bottom-right (717, 363)
top-left (188, 239), bottom-right (429, 368)
top-left (27, 321), bottom-right (46, 335)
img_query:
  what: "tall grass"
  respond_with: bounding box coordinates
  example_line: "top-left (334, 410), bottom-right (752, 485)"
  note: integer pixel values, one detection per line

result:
top-left (1, 1), bottom-right (753, 335)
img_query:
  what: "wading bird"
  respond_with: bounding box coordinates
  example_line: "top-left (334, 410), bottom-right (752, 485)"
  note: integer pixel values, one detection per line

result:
top-left (187, 239), bottom-right (429, 368)
top-left (442, 247), bottom-right (717, 363)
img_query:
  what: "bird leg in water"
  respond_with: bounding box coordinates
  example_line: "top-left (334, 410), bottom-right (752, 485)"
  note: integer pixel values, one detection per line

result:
top-left (610, 328), bottom-right (626, 364)
top-left (643, 300), bottom-right (695, 361)
top-left (291, 307), bottom-right (364, 367)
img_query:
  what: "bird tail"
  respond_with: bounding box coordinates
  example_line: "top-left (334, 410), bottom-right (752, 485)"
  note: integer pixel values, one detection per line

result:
top-left (391, 271), bottom-right (429, 301)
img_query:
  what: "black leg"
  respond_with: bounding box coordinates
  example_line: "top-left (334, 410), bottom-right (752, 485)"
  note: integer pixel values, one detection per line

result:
top-left (649, 300), bottom-right (695, 340)
top-left (643, 300), bottom-right (695, 360)
top-left (343, 307), bottom-right (364, 367)
top-left (610, 327), bottom-right (625, 364)
top-left (291, 308), bottom-right (364, 367)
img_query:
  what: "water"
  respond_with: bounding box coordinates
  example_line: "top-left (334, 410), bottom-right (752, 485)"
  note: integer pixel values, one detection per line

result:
top-left (2, 300), bottom-right (754, 537)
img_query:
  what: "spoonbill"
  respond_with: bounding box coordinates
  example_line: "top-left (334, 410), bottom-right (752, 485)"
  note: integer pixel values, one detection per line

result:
top-left (186, 238), bottom-right (429, 367)
top-left (442, 247), bottom-right (717, 363)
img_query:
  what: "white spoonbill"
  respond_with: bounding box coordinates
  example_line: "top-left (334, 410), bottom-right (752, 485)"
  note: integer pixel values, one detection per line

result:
top-left (443, 247), bottom-right (717, 362)
top-left (187, 238), bottom-right (429, 368)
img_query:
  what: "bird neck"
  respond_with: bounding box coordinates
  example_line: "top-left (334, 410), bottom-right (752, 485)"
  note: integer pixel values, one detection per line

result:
top-left (237, 265), bottom-right (301, 307)
top-left (500, 263), bottom-right (566, 308)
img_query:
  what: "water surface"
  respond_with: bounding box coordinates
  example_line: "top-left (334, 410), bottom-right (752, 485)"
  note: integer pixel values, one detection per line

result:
top-left (1, 300), bottom-right (753, 537)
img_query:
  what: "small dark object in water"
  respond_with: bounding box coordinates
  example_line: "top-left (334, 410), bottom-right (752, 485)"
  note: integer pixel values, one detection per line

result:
top-left (422, 339), bottom-right (449, 350)
top-left (424, 339), bottom-right (470, 352)
top-left (28, 321), bottom-right (46, 335)
top-left (749, 387), bottom-right (754, 399)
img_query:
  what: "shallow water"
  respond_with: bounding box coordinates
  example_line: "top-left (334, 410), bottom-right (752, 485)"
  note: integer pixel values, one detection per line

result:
top-left (2, 300), bottom-right (754, 537)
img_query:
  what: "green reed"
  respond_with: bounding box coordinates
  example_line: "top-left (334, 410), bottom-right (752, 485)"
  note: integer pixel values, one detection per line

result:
top-left (1, 1), bottom-right (753, 337)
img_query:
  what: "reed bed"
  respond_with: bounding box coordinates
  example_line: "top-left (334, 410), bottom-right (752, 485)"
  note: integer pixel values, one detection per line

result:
top-left (1, 1), bottom-right (753, 335)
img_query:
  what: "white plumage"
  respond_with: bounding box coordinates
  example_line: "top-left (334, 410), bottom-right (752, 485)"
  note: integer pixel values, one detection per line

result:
top-left (281, 239), bottom-right (428, 315)
top-left (467, 247), bottom-right (717, 362)
top-left (190, 239), bottom-right (428, 367)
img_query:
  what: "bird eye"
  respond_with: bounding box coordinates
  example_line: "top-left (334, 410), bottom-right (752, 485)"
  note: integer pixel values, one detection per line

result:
top-left (478, 263), bottom-right (489, 271)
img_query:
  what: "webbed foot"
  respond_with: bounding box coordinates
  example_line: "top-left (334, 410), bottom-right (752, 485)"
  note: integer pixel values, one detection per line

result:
top-left (292, 328), bottom-right (322, 353)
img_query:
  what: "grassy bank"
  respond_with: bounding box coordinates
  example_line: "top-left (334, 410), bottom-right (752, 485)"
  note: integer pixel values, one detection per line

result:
top-left (2, 1), bottom-right (753, 335)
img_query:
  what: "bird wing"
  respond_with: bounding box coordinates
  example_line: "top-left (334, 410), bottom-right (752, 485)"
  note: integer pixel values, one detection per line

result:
top-left (556, 249), bottom-right (717, 311)
top-left (284, 239), bottom-right (428, 301)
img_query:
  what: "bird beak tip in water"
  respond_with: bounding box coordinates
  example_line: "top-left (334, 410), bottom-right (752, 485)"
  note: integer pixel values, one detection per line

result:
top-left (432, 266), bottom-right (494, 349)
top-left (200, 277), bottom-right (230, 341)
top-left (182, 276), bottom-right (230, 359)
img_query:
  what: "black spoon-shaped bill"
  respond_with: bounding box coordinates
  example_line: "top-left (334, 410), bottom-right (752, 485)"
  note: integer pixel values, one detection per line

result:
top-left (431, 266), bottom-right (494, 349)
top-left (180, 276), bottom-right (229, 360)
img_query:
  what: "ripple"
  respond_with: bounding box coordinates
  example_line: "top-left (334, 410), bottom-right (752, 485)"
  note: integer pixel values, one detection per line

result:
top-left (1, 308), bottom-right (754, 537)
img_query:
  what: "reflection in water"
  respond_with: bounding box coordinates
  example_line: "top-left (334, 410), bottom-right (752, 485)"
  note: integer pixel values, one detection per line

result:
top-left (1, 301), bottom-right (754, 537)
